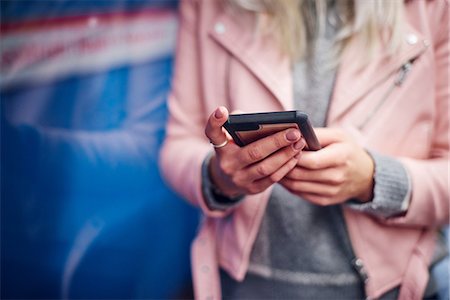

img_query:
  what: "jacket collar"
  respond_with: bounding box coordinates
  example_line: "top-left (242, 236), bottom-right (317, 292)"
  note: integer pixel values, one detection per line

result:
top-left (208, 12), bottom-right (293, 110)
top-left (328, 24), bottom-right (429, 123)
top-left (209, 13), bottom-right (428, 117)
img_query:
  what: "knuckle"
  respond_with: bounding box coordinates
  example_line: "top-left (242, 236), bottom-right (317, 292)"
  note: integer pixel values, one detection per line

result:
top-left (219, 160), bottom-right (233, 175)
top-left (269, 172), bottom-right (281, 183)
top-left (247, 146), bottom-right (263, 161)
top-left (328, 186), bottom-right (339, 196)
top-left (256, 164), bottom-right (270, 177)
top-left (231, 176), bottom-right (242, 187)
top-left (343, 156), bottom-right (351, 168)
top-left (284, 144), bottom-right (297, 156)
top-left (310, 159), bottom-right (320, 169)
top-left (273, 135), bottom-right (284, 149)
top-left (231, 171), bottom-right (243, 184)
top-left (333, 186), bottom-right (344, 197)
top-left (247, 185), bottom-right (259, 194)
top-left (333, 172), bottom-right (346, 184)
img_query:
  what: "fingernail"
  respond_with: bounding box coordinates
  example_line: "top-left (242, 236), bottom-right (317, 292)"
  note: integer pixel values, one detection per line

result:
top-left (293, 139), bottom-right (306, 150)
top-left (214, 107), bottom-right (224, 119)
top-left (286, 130), bottom-right (300, 142)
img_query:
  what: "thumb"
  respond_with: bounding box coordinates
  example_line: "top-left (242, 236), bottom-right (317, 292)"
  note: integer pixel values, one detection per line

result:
top-left (205, 106), bottom-right (230, 148)
top-left (314, 127), bottom-right (350, 147)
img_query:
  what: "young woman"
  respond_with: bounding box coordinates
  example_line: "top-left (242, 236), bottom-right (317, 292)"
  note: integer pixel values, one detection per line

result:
top-left (160, 0), bottom-right (449, 299)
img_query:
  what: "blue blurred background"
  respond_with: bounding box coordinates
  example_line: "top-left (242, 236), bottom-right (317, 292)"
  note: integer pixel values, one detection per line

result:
top-left (1, 1), bottom-right (199, 298)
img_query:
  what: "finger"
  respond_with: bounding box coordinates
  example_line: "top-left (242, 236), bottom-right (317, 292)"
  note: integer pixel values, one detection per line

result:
top-left (314, 128), bottom-right (350, 147)
top-left (297, 193), bottom-right (334, 206)
top-left (285, 166), bottom-right (345, 185)
top-left (231, 109), bottom-right (245, 114)
top-left (268, 156), bottom-right (299, 183)
top-left (248, 157), bottom-right (297, 192)
top-left (241, 157), bottom-right (298, 194)
top-left (205, 106), bottom-right (230, 149)
top-left (297, 143), bottom-right (346, 170)
top-left (244, 148), bottom-right (300, 182)
top-left (238, 128), bottom-right (302, 166)
top-left (278, 182), bottom-right (326, 205)
top-left (280, 178), bottom-right (340, 197)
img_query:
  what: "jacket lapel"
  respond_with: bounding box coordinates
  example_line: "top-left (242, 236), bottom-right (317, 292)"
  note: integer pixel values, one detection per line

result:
top-left (209, 13), bottom-right (293, 110)
top-left (209, 12), bottom-right (429, 118)
top-left (328, 23), bottom-right (430, 124)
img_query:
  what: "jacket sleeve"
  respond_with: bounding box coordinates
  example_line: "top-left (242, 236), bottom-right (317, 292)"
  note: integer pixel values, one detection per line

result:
top-left (388, 2), bottom-right (449, 228)
top-left (159, 0), bottom-right (232, 218)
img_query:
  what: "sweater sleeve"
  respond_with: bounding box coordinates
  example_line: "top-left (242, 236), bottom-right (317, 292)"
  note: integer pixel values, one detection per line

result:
top-left (347, 152), bottom-right (411, 219)
top-left (201, 152), bottom-right (245, 211)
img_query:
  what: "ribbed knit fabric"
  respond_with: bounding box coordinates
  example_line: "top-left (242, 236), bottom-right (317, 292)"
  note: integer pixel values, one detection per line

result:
top-left (348, 152), bottom-right (410, 218)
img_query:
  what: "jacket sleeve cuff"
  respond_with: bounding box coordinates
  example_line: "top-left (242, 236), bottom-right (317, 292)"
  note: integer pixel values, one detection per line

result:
top-left (347, 151), bottom-right (411, 218)
top-left (201, 152), bottom-right (245, 211)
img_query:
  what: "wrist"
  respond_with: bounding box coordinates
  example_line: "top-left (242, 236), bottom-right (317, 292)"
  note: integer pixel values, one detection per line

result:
top-left (208, 155), bottom-right (242, 198)
top-left (357, 181), bottom-right (374, 203)
top-left (356, 151), bottom-right (375, 203)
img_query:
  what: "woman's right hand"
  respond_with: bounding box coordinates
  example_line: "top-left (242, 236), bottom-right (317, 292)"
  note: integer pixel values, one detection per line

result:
top-left (205, 106), bottom-right (306, 198)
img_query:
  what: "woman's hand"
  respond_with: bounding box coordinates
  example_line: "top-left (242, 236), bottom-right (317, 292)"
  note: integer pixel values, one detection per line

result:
top-left (280, 128), bottom-right (375, 205)
top-left (205, 107), bottom-right (306, 198)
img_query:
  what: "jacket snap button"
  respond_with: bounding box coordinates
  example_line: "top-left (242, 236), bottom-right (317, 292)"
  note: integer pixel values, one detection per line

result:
top-left (406, 34), bottom-right (418, 45)
top-left (215, 22), bottom-right (226, 34)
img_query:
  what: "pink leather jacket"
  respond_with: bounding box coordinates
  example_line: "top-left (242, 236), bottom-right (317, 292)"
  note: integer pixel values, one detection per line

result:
top-left (160, 0), bottom-right (449, 299)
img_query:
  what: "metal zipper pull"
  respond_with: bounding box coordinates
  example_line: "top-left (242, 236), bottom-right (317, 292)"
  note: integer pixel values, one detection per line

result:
top-left (357, 61), bottom-right (414, 130)
top-left (394, 61), bottom-right (413, 86)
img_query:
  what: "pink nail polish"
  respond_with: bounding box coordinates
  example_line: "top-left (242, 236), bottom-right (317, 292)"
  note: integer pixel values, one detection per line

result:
top-left (215, 108), bottom-right (224, 119)
top-left (286, 130), bottom-right (300, 142)
top-left (294, 139), bottom-right (306, 150)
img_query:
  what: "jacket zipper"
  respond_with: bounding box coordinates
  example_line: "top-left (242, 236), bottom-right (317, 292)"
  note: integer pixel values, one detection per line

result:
top-left (357, 61), bottom-right (413, 130)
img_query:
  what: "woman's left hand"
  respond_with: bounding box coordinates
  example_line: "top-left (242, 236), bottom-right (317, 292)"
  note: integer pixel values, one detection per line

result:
top-left (280, 128), bottom-right (375, 206)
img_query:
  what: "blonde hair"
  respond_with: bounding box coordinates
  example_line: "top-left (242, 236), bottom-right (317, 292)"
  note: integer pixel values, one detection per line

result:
top-left (225, 0), bottom-right (405, 62)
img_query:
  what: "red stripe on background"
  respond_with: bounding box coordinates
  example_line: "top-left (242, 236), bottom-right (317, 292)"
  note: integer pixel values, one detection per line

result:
top-left (1, 8), bottom-right (176, 35)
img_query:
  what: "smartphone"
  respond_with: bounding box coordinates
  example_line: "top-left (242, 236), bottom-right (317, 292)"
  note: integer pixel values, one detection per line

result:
top-left (223, 110), bottom-right (321, 151)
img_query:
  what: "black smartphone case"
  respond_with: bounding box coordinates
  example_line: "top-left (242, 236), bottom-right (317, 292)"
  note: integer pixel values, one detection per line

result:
top-left (223, 110), bottom-right (321, 150)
